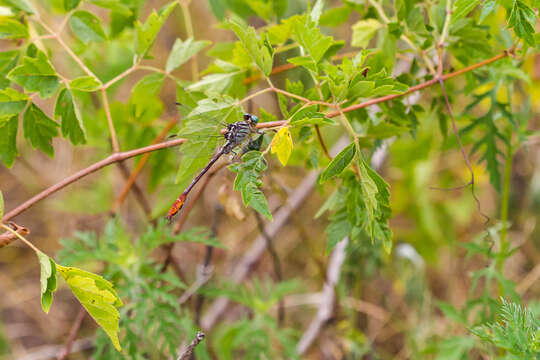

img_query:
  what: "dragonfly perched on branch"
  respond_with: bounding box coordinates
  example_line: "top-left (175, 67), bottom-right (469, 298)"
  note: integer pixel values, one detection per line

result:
top-left (166, 102), bottom-right (263, 221)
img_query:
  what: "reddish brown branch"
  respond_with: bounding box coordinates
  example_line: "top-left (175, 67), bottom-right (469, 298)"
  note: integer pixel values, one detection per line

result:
top-left (56, 308), bottom-right (86, 360)
top-left (3, 50), bottom-right (509, 223)
top-left (2, 138), bottom-right (186, 222)
top-left (0, 222), bottom-right (29, 248)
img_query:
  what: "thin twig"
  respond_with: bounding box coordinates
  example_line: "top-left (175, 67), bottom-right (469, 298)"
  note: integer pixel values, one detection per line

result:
top-left (296, 237), bottom-right (349, 355)
top-left (56, 308), bottom-right (86, 360)
top-left (0, 222), bottom-right (29, 248)
top-left (3, 51), bottom-right (509, 223)
top-left (437, 78), bottom-right (489, 223)
top-left (254, 211), bottom-right (285, 325)
top-left (176, 331), bottom-right (205, 360)
top-left (2, 138), bottom-right (186, 222)
top-left (100, 88), bottom-right (120, 153)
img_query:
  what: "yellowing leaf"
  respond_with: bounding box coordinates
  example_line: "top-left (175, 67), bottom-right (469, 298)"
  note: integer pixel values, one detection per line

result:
top-left (271, 127), bottom-right (293, 166)
top-left (57, 265), bottom-right (123, 352)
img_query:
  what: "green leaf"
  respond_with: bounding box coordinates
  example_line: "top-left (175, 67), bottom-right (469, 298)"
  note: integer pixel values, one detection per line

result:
top-left (57, 265), bottom-right (123, 352)
top-left (320, 143), bottom-right (356, 183)
top-left (7, 50), bottom-right (59, 98)
top-left (129, 73), bottom-right (164, 118)
top-left (357, 158), bottom-right (378, 229)
top-left (1, 0), bottom-right (35, 13)
top-left (54, 89), bottom-right (86, 145)
top-left (230, 151), bottom-right (273, 221)
top-left (0, 190), bottom-right (3, 219)
top-left (507, 0), bottom-right (536, 47)
top-left (23, 103), bottom-right (59, 156)
top-left (310, 0), bottom-right (324, 24)
top-left (0, 88), bottom-right (28, 118)
top-left (88, 0), bottom-right (132, 16)
top-left (165, 38), bottom-right (210, 73)
top-left (451, 0), bottom-right (482, 23)
top-left (224, 18), bottom-right (274, 76)
top-left (69, 10), bottom-right (107, 44)
top-left (70, 76), bottom-right (101, 92)
top-left (293, 16), bottom-right (334, 63)
top-left (64, 0), bottom-right (81, 11)
top-left (480, 0), bottom-right (497, 23)
top-left (135, 1), bottom-right (177, 56)
top-left (270, 127), bottom-right (293, 166)
top-left (0, 116), bottom-right (18, 167)
top-left (37, 251), bottom-right (57, 313)
top-left (0, 18), bottom-right (28, 39)
top-left (320, 6), bottom-right (352, 27)
top-left (352, 19), bottom-right (382, 48)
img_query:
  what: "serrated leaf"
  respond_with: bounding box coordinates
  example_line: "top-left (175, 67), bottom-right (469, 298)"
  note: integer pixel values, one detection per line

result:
top-left (230, 151), bottom-right (273, 221)
top-left (358, 158), bottom-right (378, 228)
top-left (352, 19), bottom-right (382, 48)
top-left (0, 116), bottom-right (18, 167)
top-left (270, 127), bottom-right (292, 166)
top-left (57, 265), bottom-right (123, 352)
top-left (293, 16), bottom-right (334, 63)
top-left (166, 38), bottom-right (210, 73)
top-left (507, 0), bottom-right (536, 47)
top-left (135, 1), bottom-right (177, 56)
top-left (320, 143), bottom-right (356, 183)
top-left (224, 18), bottom-right (274, 76)
top-left (23, 103), bottom-right (59, 156)
top-left (55, 89), bottom-right (86, 145)
top-left (69, 10), bottom-right (107, 44)
top-left (7, 50), bottom-right (59, 98)
top-left (70, 76), bottom-right (101, 91)
top-left (37, 251), bottom-right (57, 313)
top-left (0, 18), bottom-right (28, 39)
top-left (0, 87), bottom-right (28, 118)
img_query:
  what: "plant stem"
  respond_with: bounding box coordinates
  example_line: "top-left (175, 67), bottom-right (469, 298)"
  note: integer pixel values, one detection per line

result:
top-left (1, 224), bottom-right (40, 253)
top-left (498, 144), bottom-right (513, 272)
top-left (100, 88), bottom-right (120, 153)
top-left (179, 0), bottom-right (198, 81)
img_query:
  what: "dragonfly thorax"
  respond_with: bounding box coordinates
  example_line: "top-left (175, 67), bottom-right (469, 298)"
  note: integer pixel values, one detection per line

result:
top-left (223, 120), bottom-right (253, 154)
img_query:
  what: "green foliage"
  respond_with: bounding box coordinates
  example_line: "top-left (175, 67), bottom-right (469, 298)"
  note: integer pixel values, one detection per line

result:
top-left (37, 251), bottom-right (57, 313)
top-left (7, 50), bottom-right (59, 98)
top-left (320, 142), bottom-right (356, 182)
top-left (57, 265), bottom-right (123, 351)
top-left (135, 1), bottom-right (177, 57)
top-left (472, 299), bottom-right (540, 358)
top-left (23, 103), bottom-right (59, 156)
top-left (0, 0), bottom-right (538, 358)
top-left (69, 10), bottom-right (107, 44)
top-left (166, 38), bottom-right (211, 73)
top-left (230, 151), bottom-right (273, 221)
top-left (54, 88), bottom-right (87, 145)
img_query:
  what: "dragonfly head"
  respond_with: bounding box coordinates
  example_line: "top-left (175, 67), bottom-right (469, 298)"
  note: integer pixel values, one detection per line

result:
top-left (244, 113), bottom-right (259, 125)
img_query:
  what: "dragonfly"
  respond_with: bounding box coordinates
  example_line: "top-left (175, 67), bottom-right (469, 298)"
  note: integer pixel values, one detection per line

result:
top-left (166, 107), bottom-right (262, 221)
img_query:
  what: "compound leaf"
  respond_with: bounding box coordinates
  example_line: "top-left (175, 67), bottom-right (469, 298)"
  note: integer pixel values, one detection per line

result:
top-left (23, 103), bottom-right (59, 156)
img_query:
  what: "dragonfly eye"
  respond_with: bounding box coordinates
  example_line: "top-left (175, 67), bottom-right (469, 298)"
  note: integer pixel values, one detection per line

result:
top-left (251, 115), bottom-right (259, 124)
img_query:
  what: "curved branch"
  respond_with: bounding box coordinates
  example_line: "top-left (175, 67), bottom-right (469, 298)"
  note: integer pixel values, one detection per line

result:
top-left (2, 138), bottom-right (186, 222)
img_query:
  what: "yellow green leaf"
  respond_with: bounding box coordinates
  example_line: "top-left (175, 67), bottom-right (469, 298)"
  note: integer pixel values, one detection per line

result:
top-left (57, 265), bottom-right (123, 352)
top-left (270, 127), bottom-right (293, 166)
